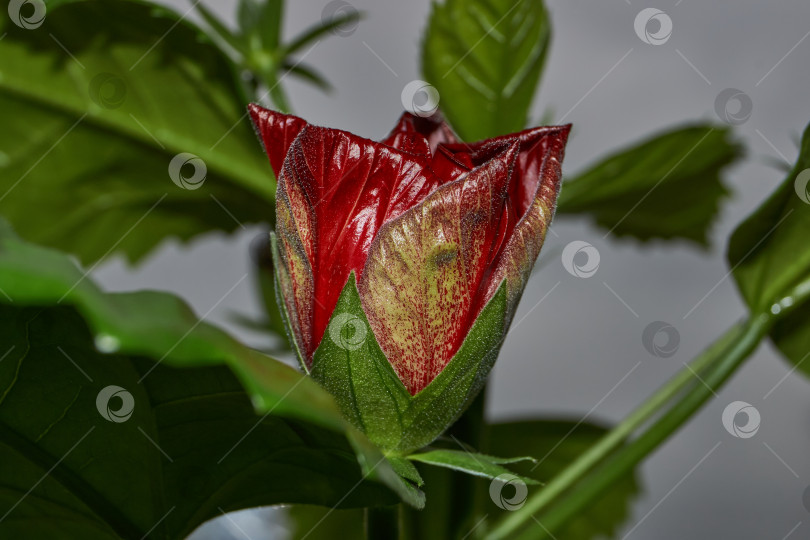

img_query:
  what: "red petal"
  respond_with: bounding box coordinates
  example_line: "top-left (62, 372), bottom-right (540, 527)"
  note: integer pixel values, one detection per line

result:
top-left (439, 125), bottom-right (572, 219)
top-left (474, 125), bottom-right (572, 323)
top-left (382, 112), bottom-right (458, 156)
top-left (275, 124), bottom-right (453, 362)
top-left (249, 103), bottom-right (308, 177)
top-left (359, 143), bottom-right (519, 394)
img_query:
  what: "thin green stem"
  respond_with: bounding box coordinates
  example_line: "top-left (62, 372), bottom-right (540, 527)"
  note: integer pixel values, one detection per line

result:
top-left (365, 505), bottom-right (399, 540)
top-left (485, 280), bottom-right (810, 540)
top-left (484, 320), bottom-right (750, 539)
top-left (515, 315), bottom-right (767, 540)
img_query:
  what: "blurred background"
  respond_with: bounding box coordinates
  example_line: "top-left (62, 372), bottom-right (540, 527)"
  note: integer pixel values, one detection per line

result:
top-left (83, 0), bottom-right (810, 538)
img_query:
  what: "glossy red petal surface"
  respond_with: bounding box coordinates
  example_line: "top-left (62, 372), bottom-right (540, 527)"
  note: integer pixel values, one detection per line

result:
top-left (475, 124), bottom-right (571, 323)
top-left (440, 125), bottom-right (572, 219)
top-left (381, 112), bottom-right (458, 156)
top-left (249, 103), bottom-right (308, 177)
top-left (276, 124), bottom-right (454, 362)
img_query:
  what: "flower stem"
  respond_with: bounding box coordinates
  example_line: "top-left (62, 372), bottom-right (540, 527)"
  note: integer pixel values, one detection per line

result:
top-left (365, 505), bottom-right (399, 540)
top-left (485, 280), bottom-right (810, 540)
top-left (448, 388), bottom-right (489, 531)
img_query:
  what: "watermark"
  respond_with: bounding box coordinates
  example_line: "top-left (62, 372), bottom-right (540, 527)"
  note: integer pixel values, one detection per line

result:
top-left (328, 313), bottom-right (367, 351)
top-left (89, 73), bottom-right (127, 110)
top-left (802, 485), bottom-right (810, 513)
top-left (642, 321), bottom-right (680, 358)
top-left (561, 240), bottom-right (600, 278)
top-left (489, 473), bottom-right (528, 511)
top-left (94, 334), bottom-right (120, 354)
top-left (401, 80), bottom-right (440, 118)
top-left (794, 168), bottom-right (810, 204)
top-left (321, 1), bottom-right (360, 37)
top-left (721, 401), bottom-right (760, 439)
top-left (96, 385), bottom-right (135, 423)
top-left (714, 88), bottom-right (753, 125)
top-left (8, 0), bottom-right (46, 30)
top-left (168, 152), bottom-right (207, 190)
top-left (634, 8), bottom-right (672, 46)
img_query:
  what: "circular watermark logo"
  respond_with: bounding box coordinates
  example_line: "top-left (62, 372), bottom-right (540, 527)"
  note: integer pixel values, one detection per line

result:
top-left (168, 153), bottom-right (207, 190)
top-left (401, 80), bottom-right (440, 118)
top-left (634, 8), bottom-right (672, 45)
top-left (321, 0), bottom-right (360, 37)
top-left (794, 168), bottom-right (810, 204)
top-left (328, 313), bottom-right (367, 351)
top-left (489, 473), bottom-right (528, 511)
top-left (96, 385), bottom-right (135, 423)
top-left (721, 401), bottom-right (760, 439)
top-left (642, 321), bottom-right (680, 358)
top-left (8, 0), bottom-right (46, 30)
top-left (714, 88), bottom-right (753, 126)
top-left (89, 73), bottom-right (127, 110)
top-left (802, 485), bottom-right (810, 514)
top-left (561, 240), bottom-right (600, 278)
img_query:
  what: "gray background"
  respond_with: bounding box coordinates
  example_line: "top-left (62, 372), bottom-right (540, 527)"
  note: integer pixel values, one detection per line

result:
top-left (93, 0), bottom-right (810, 538)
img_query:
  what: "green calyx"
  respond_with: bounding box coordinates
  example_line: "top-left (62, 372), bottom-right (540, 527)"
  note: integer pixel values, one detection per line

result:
top-left (306, 273), bottom-right (508, 454)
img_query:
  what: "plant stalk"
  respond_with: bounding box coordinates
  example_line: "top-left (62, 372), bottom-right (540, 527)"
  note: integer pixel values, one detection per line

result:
top-left (512, 314), bottom-right (767, 540)
top-left (485, 281), bottom-right (810, 540)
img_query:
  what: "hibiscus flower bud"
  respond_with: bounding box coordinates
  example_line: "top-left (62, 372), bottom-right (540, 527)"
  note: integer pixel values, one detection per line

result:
top-left (250, 104), bottom-right (570, 453)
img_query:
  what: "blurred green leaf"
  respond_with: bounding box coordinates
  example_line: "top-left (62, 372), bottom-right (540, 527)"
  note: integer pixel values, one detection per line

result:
top-left (284, 10), bottom-right (362, 55)
top-left (0, 218), bottom-right (426, 529)
top-left (196, 1), bottom-right (247, 55)
top-left (0, 0), bottom-right (274, 265)
top-left (557, 125), bottom-right (742, 246)
top-left (728, 121), bottom-right (810, 376)
top-left (284, 62), bottom-right (333, 92)
top-left (256, 0), bottom-right (284, 51)
top-left (287, 505), bottom-right (364, 540)
top-left (422, 0), bottom-right (551, 141)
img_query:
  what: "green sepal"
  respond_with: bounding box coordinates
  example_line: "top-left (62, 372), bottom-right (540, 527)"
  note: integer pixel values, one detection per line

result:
top-left (309, 273), bottom-right (413, 448)
top-left (309, 274), bottom-right (508, 454)
top-left (387, 456), bottom-right (425, 487)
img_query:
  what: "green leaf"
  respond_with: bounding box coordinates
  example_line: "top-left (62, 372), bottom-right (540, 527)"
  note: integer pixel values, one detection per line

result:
top-left (287, 505), bottom-right (364, 540)
top-left (238, 0), bottom-right (284, 54)
top-left (407, 449), bottom-right (538, 484)
top-left (422, 0), bottom-right (551, 140)
top-left (196, 1), bottom-right (247, 56)
top-left (284, 62), bottom-right (333, 92)
top-left (0, 0), bottom-right (274, 265)
top-left (728, 121), bottom-right (810, 375)
top-left (0, 305), bottom-right (398, 539)
top-left (308, 276), bottom-right (508, 454)
top-left (0, 219), bottom-right (425, 522)
top-left (257, 0), bottom-right (284, 51)
top-left (557, 125), bottom-right (743, 246)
